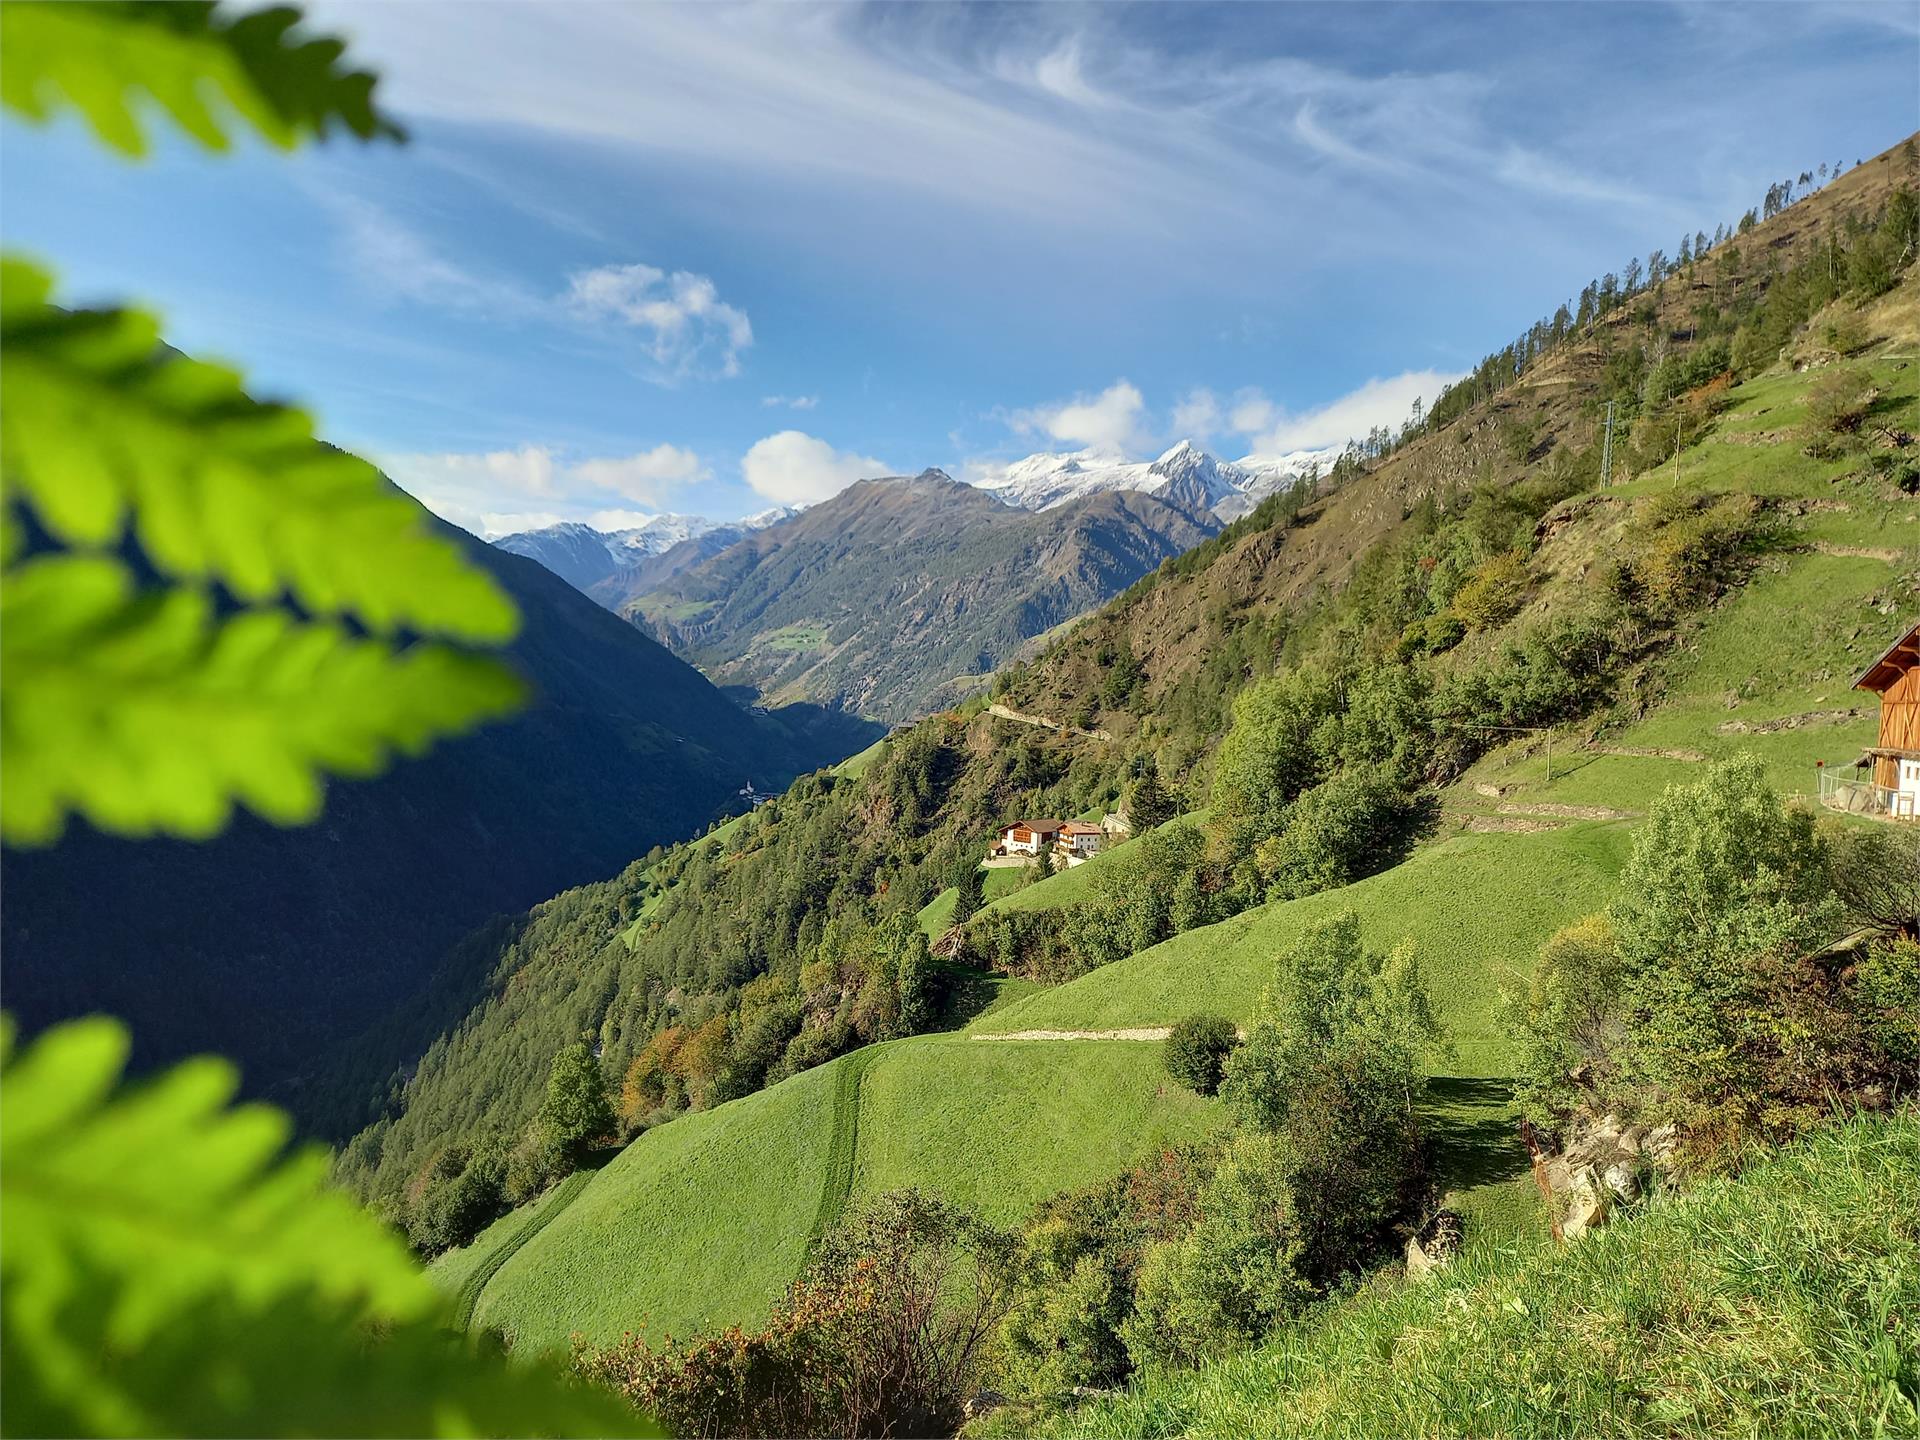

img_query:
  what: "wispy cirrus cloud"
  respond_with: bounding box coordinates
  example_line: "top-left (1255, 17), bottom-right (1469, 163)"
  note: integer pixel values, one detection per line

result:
top-left (316, 189), bottom-right (754, 383)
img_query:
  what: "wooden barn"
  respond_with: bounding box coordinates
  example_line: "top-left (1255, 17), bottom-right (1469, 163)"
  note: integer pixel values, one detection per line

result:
top-left (1826, 620), bottom-right (1920, 818)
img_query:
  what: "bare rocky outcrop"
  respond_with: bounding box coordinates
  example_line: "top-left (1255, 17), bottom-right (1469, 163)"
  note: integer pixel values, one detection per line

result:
top-left (1527, 1113), bottom-right (1677, 1241)
top-left (1405, 1203), bottom-right (1466, 1280)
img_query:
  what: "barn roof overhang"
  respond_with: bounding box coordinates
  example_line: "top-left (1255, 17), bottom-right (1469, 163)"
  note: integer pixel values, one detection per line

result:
top-left (1852, 620), bottom-right (1920, 693)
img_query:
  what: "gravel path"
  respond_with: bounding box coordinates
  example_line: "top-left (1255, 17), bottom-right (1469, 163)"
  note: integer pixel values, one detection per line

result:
top-left (971, 1027), bottom-right (1171, 1042)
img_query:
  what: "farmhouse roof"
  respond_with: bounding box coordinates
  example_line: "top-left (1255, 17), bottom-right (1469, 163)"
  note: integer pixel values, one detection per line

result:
top-left (1853, 619), bottom-right (1920, 693)
top-left (1015, 818), bottom-right (1066, 835)
top-left (1061, 821), bottom-right (1105, 836)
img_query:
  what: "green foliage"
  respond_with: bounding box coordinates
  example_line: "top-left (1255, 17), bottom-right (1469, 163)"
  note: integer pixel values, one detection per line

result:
top-left (1163, 1015), bottom-right (1239, 1097)
top-left (1508, 914), bottom-right (1628, 1129)
top-left (538, 1043), bottom-right (616, 1169)
top-left (1448, 550), bottom-right (1530, 630)
top-left (1027, 1114), bottom-right (1920, 1440)
top-left (1604, 492), bottom-right (1761, 620)
top-left (1220, 913), bottom-right (1439, 1280)
top-left (1, 260), bottom-right (515, 642)
top-left (1209, 669), bottom-right (1338, 844)
top-left (1514, 758), bottom-right (1917, 1157)
top-left (1254, 771), bottom-right (1423, 902)
top-left (1801, 365), bottom-right (1880, 453)
top-left (0, 256), bottom-right (525, 845)
top-left (1000, 1147), bottom-right (1208, 1397)
top-left (0, 1016), bottom-right (643, 1437)
top-left (0, 0), bottom-right (404, 154)
top-left (1125, 1132), bottom-right (1311, 1369)
top-left (1, 552), bottom-right (523, 843)
top-left (951, 861), bottom-right (987, 925)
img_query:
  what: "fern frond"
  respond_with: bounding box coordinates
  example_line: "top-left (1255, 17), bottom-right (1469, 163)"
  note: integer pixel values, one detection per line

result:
top-left (0, 554), bottom-right (526, 845)
top-left (1, 257), bottom-right (518, 643)
top-left (0, 1017), bottom-right (651, 1437)
top-left (0, 1), bottom-right (403, 155)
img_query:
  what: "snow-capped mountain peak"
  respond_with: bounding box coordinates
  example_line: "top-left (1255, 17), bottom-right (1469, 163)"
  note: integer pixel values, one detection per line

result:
top-left (971, 440), bottom-right (1338, 522)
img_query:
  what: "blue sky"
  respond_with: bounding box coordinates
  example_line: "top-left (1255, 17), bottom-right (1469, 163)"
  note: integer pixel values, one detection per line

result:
top-left (4, 1), bottom-right (1916, 532)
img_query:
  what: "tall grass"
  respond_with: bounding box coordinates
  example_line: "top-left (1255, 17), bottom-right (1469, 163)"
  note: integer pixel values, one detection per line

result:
top-left (1028, 1112), bottom-right (1920, 1439)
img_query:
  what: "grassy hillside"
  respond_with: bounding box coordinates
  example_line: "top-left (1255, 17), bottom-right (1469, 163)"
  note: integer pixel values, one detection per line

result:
top-left (340, 137), bottom-right (1920, 1286)
top-left (448, 1034), bottom-right (1220, 1354)
top-left (969, 824), bottom-right (1630, 1077)
top-left (1016, 1112), bottom-right (1920, 1440)
top-left (467, 1055), bottom-right (844, 1352)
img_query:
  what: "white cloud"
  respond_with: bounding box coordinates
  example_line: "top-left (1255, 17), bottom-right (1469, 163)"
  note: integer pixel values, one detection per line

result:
top-left (566, 262), bottom-right (753, 378)
top-left (1233, 369), bottom-right (1466, 456)
top-left (384, 442), bottom-right (712, 536)
top-left (741, 431), bottom-right (889, 506)
top-left (572, 444), bottom-right (711, 504)
top-left (1012, 380), bottom-right (1146, 455)
top-left (761, 393), bottom-right (820, 410)
top-left (1170, 387), bottom-right (1222, 440)
top-left (320, 192), bottom-right (536, 314)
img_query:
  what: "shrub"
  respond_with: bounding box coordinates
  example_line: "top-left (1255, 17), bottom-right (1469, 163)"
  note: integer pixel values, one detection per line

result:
top-left (1000, 1146), bottom-right (1211, 1397)
top-left (1164, 1015), bottom-right (1240, 1096)
top-left (1509, 914), bottom-right (1628, 1131)
top-left (1801, 365), bottom-right (1878, 454)
top-left (1221, 913), bottom-right (1439, 1281)
top-left (1254, 772), bottom-right (1423, 902)
top-left (579, 1189), bottom-right (1017, 1438)
top-left (1449, 551), bottom-right (1530, 631)
top-left (1124, 1133), bottom-right (1312, 1369)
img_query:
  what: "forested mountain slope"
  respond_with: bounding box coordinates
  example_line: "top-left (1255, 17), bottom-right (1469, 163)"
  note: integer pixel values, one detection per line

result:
top-left (628, 471), bottom-right (1217, 721)
top-left (1, 507), bottom-right (830, 1115)
top-left (334, 134), bottom-right (1919, 1301)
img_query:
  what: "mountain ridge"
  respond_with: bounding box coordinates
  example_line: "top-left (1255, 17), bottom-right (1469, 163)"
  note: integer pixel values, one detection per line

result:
top-left (626, 470), bottom-right (1223, 720)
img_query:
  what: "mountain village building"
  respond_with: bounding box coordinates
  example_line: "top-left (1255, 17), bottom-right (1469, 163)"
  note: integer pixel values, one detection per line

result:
top-left (987, 818), bottom-right (1110, 867)
top-left (995, 819), bottom-right (1064, 856)
top-left (1820, 619), bottom-right (1920, 819)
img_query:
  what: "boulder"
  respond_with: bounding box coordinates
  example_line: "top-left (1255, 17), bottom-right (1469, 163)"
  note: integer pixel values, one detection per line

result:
top-left (964, 1390), bottom-right (1008, 1421)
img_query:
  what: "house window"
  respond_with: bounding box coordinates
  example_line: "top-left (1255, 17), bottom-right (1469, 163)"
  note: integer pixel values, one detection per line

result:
top-left (1902, 760), bottom-right (1920, 792)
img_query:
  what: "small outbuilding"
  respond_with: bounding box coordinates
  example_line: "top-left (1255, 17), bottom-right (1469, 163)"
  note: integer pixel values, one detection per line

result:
top-left (1821, 620), bottom-right (1920, 818)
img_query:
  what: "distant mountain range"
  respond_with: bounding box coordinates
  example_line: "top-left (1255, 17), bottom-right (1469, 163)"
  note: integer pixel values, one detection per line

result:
top-left (494, 508), bottom-right (797, 608)
top-left (627, 469), bottom-right (1217, 721)
top-left (972, 439), bottom-right (1338, 520)
top-left (488, 442), bottom-right (1327, 719)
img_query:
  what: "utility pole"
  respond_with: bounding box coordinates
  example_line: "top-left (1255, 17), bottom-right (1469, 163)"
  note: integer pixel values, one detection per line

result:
top-left (1601, 401), bottom-right (1615, 486)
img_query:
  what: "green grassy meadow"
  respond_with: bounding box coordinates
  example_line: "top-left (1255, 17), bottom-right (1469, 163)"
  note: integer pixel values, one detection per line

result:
top-left (967, 824), bottom-right (1630, 1077)
top-left (452, 1033), bottom-right (1223, 1352)
top-left (918, 865), bottom-right (1031, 939)
top-left (469, 1055), bottom-right (843, 1353)
top-left (851, 1038), bottom-right (1222, 1225)
top-left (1020, 1113), bottom-right (1920, 1440)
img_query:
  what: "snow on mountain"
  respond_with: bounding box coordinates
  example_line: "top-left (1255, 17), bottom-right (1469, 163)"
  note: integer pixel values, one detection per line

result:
top-left (493, 507), bottom-right (800, 593)
top-left (972, 440), bottom-right (1339, 521)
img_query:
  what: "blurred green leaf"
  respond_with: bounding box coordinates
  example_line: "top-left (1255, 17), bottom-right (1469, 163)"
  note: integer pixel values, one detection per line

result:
top-left (0, 0), bottom-right (404, 155)
top-left (0, 1016), bottom-right (653, 1437)
top-left (0, 552), bottom-right (526, 845)
top-left (1, 256), bottom-right (519, 643)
